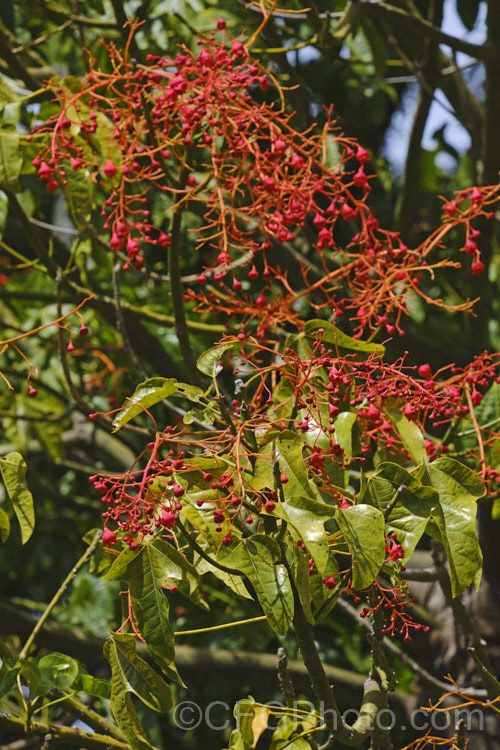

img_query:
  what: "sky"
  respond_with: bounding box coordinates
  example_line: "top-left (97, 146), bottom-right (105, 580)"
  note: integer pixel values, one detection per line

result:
top-left (384, 0), bottom-right (487, 173)
top-left (284, 1), bottom-right (487, 173)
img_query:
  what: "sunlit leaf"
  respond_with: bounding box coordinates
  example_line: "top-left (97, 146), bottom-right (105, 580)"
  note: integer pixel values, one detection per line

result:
top-left (112, 378), bottom-right (179, 431)
top-left (197, 343), bottom-right (233, 377)
top-left (387, 408), bottom-right (426, 466)
top-left (304, 319), bottom-right (385, 354)
top-left (224, 535), bottom-right (293, 635)
top-left (236, 697), bottom-right (270, 748)
top-left (336, 504), bottom-right (385, 589)
top-left (276, 431), bottom-right (315, 500)
top-left (273, 495), bottom-right (332, 574)
top-left (0, 451), bottom-right (34, 543)
top-left (428, 457), bottom-right (484, 596)
top-left (37, 653), bottom-right (79, 694)
top-left (74, 673), bottom-right (112, 699)
top-left (0, 504), bottom-right (10, 542)
top-left (362, 470), bottom-right (435, 562)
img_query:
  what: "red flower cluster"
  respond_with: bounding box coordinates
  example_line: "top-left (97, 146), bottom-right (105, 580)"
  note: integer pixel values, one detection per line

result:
top-left (30, 23), bottom-right (500, 334)
top-left (28, 23), bottom-right (500, 648)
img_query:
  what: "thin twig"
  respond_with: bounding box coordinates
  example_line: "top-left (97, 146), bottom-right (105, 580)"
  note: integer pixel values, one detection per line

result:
top-left (12, 19), bottom-right (73, 53)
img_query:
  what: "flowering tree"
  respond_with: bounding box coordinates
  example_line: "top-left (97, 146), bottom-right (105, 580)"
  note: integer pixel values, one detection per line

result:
top-left (1, 5), bottom-right (500, 750)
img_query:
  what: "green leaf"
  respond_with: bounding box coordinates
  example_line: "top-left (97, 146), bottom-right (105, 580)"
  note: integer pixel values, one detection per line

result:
top-left (235, 697), bottom-right (270, 748)
top-left (375, 462), bottom-right (437, 501)
top-left (276, 431), bottom-right (315, 499)
top-left (104, 638), bottom-right (158, 750)
top-left (295, 548), bottom-right (315, 624)
top-left (332, 411), bottom-right (357, 486)
top-left (272, 377), bottom-right (295, 418)
top-left (225, 535), bottom-right (294, 635)
top-left (175, 382), bottom-right (205, 401)
top-left (125, 546), bottom-right (176, 670)
top-left (245, 453), bottom-right (274, 492)
top-left (182, 500), bottom-right (233, 547)
top-left (223, 729), bottom-right (251, 750)
top-left (336, 504), bottom-right (385, 589)
top-left (457, 0), bottom-right (480, 30)
top-left (0, 124), bottom-right (22, 190)
top-left (273, 495), bottom-right (332, 575)
top-left (176, 460), bottom-right (235, 545)
top-left (101, 545), bottom-right (144, 581)
top-left (428, 457), bottom-right (484, 596)
top-left (269, 711), bottom-right (317, 750)
top-left (200, 550), bottom-right (253, 599)
top-left (387, 408), bottom-right (426, 466)
top-left (149, 538), bottom-right (198, 581)
top-left (19, 658), bottom-right (42, 695)
top-left (0, 658), bottom-right (20, 699)
top-left (197, 343), bottom-right (233, 377)
top-left (0, 188), bottom-right (7, 240)
top-left (334, 412), bottom-right (357, 456)
top-left (363, 470), bottom-right (436, 561)
top-left (74, 673), bottom-right (112, 699)
top-left (0, 504), bottom-right (10, 542)
top-left (304, 319), bottom-right (385, 355)
top-left (37, 653), bottom-right (79, 694)
top-left (359, 16), bottom-right (387, 76)
top-left (493, 497), bottom-right (500, 520)
top-left (183, 402), bottom-right (219, 426)
top-left (0, 451), bottom-right (34, 543)
top-left (429, 457), bottom-right (485, 499)
top-left (113, 378), bottom-right (180, 431)
top-left (0, 76), bottom-right (18, 104)
top-left (105, 633), bottom-right (173, 712)
top-left (65, 167), bottom-right (95, 223)
top-left (147, 539), bottom-right (207, 611)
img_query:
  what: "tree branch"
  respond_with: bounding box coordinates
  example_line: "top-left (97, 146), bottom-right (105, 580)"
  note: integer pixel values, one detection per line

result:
top-left (0, 714), bottom-right (129, 750)
top-left (290, 570), bottom-right (385, 746)
top-left (394, 0), bottom-right (444, 236)
top-left (0, 599), bottom-right (412, 702)
top-left (361, 1), bottom-right (495, 62)
top-left (239, 0), bottom-right (495, 61)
